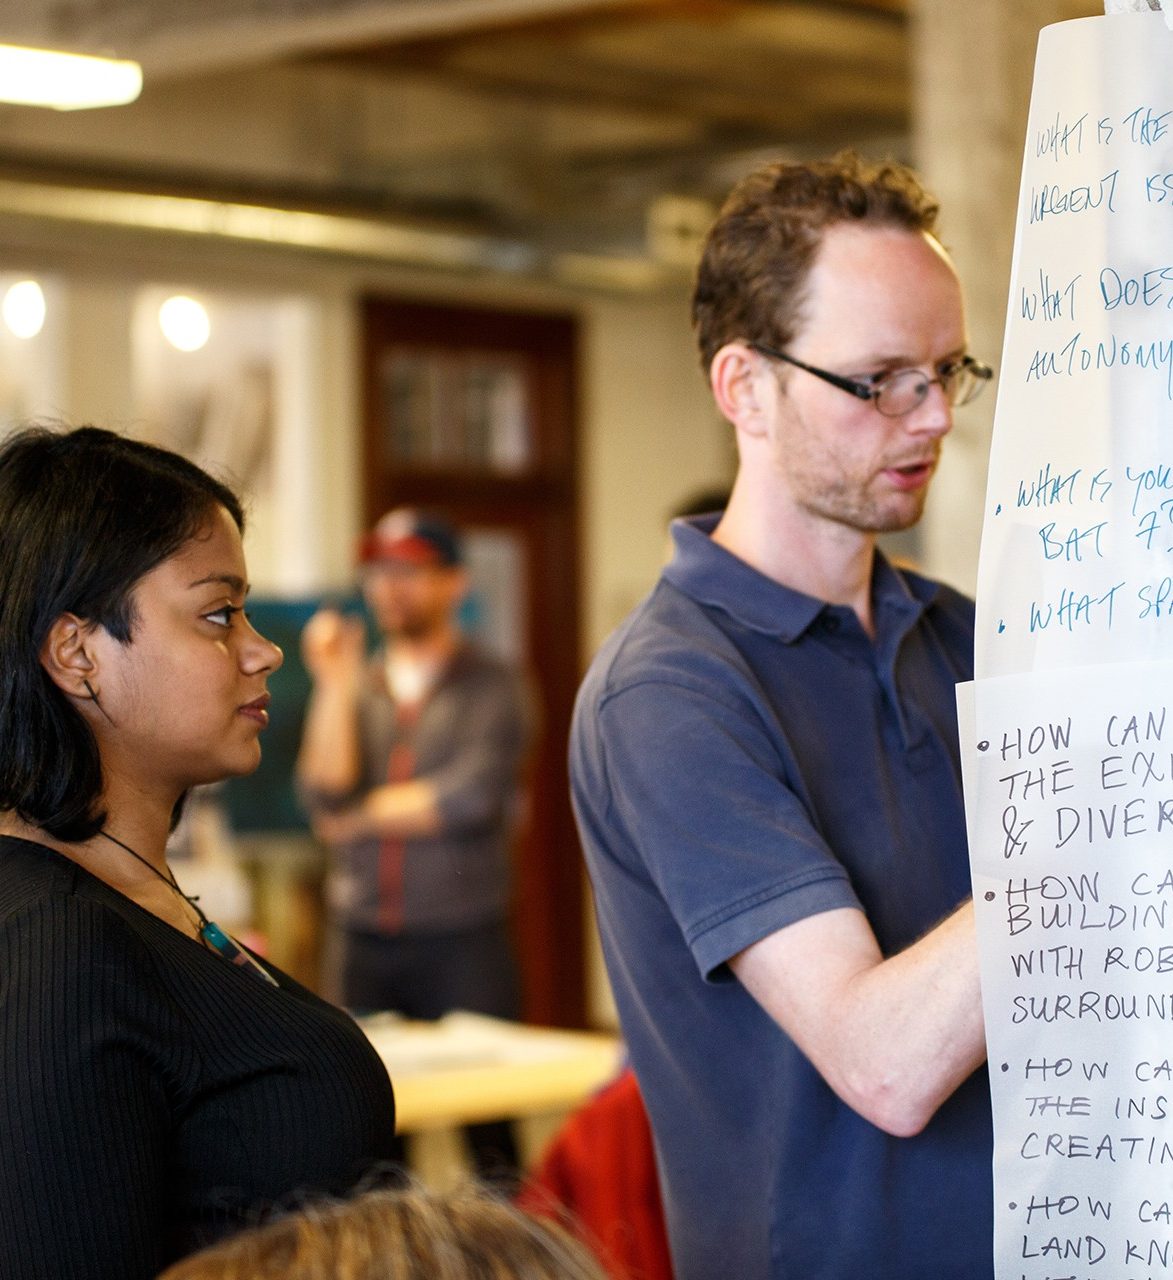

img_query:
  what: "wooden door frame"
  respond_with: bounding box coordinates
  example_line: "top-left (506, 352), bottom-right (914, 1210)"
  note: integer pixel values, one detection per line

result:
top-left (360, 295), bottom-right (585, 1027)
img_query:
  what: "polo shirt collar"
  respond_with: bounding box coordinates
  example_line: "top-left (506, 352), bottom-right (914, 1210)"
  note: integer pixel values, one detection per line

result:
top-left (663, 513), bottom-right (939, 642)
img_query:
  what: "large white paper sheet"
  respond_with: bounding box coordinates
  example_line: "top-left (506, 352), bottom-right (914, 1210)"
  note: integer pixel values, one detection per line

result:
top-left (976, 15), bottom-right (1173, 681)
top-left (969, 15), bottom-right (1173, 1278)
top-left (963, 664), bottom-right (1173, 1277)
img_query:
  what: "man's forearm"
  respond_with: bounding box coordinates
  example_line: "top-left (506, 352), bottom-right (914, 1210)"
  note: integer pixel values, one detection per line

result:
top-left (296, 684), bottom-right (363, 795)
top-left (311, 780), bottom-right (443, 844)
top-left (732, 901), bottom-right (985, 1137)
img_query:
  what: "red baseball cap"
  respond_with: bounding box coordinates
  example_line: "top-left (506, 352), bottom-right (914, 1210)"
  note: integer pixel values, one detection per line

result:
top-left (357, 508), bottom-right (464, 567)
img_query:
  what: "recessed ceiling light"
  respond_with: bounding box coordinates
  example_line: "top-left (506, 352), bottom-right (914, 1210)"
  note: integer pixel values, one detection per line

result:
top-left (2, 280), bottom-right (45, 339)
top-left (159, 296), bottom-right (210, 352)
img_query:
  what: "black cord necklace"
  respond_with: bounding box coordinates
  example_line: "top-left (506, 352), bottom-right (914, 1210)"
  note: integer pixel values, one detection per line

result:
top-left (98, 829), bottom-right (278, 987)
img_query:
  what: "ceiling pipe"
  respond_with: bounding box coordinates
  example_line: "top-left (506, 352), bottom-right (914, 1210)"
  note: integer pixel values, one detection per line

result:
top-left (0, 174), bottom-right (676, 292)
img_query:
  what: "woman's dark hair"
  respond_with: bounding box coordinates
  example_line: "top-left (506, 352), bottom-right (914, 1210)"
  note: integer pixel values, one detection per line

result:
top-left (0, 425), bottom-right (244, 840)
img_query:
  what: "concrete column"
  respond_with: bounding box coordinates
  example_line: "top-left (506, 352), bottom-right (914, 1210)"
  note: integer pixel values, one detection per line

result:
top-left (61, 278), bottom-right (135, 430)
top-left (912, 0), bottom-right (1086, 593)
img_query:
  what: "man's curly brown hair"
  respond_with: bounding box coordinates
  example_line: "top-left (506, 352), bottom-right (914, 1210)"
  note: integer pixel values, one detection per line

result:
top-left (691, 152), bottom-right (942, 374)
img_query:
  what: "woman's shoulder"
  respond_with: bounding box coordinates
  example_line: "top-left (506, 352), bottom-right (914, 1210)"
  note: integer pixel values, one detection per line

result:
top-left (0, 844), bottom-right (191, 1076)
top-left (0, 835), bottom-right (156, 969)
top-left (0, 832), bottom-right (101, 899)
top-left (0, 833), bottom-right (85, 911)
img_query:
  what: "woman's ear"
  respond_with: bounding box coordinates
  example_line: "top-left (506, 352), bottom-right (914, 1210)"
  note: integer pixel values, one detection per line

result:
top-left (709, 342), bottom-right (771, 438)
top-left (39, 613), bottom-right (98, 699)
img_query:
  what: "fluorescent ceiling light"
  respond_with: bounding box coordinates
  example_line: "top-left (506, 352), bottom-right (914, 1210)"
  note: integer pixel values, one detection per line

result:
top-left (0, 44), bottom-right (141, 110)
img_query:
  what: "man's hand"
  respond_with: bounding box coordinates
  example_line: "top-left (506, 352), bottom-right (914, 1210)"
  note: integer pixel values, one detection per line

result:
top-left (301, 608), bottom-right (366, 688)
top-left (296, 610), bottom-right (367, 793)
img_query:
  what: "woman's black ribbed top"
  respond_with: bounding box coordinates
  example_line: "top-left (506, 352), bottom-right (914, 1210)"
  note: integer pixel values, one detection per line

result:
top-left (0, 835), bottom-right (397, 1280)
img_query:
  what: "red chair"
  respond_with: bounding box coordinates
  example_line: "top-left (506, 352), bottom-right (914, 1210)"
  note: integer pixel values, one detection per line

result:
top-left (517, 1066), bottom-right (673, 1280)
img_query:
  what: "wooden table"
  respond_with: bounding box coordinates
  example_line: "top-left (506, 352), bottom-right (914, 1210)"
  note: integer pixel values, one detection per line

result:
top-left (360, 1011), bottom-right (623, 1133)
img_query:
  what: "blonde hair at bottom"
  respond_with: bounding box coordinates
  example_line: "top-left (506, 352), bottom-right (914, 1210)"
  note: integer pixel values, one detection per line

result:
top-left (156, 1181), bottom-right (609, 1280)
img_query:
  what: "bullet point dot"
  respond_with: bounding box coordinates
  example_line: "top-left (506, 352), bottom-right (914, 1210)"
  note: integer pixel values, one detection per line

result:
top-left (1001, 1063), bottom-right (1010, 1072)
top-left (977, 740), bottom-right (989, 752)
top-left (1008, 1202), bottom-right (1017, 1211)
top-left (984, 891), bottom-right (996, 902)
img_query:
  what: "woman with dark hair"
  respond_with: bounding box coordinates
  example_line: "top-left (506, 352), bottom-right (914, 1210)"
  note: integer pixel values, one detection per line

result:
top-left (0, 426), bottom-right (396, 1280)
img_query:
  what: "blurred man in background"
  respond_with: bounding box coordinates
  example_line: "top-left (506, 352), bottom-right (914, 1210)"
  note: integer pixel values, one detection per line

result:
top-left (298, 508), bottom-right (530, 1182)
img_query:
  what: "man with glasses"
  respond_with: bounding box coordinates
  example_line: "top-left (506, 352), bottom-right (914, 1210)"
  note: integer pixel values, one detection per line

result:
top-left (570, 154), bottom-right (994, 1279)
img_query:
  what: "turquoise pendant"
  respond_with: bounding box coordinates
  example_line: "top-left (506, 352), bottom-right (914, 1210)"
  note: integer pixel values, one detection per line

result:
top-left (200, 919), bottom-right (279, 986)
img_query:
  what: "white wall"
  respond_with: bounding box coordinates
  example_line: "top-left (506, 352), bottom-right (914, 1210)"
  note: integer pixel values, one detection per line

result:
top-left (579, 291), bottom-right (737, 657)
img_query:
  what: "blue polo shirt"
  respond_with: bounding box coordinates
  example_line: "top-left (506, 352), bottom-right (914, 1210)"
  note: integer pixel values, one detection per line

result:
top-left (570, 516), bottom-right (993, 1280)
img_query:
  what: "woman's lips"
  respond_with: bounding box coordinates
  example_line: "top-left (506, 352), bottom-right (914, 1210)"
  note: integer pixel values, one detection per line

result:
top-left (239, 693), bottom-right (271, 725)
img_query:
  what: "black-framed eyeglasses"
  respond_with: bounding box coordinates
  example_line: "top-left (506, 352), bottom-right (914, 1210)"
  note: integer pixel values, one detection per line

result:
top-left (748, 341), bottom-right (994, 419)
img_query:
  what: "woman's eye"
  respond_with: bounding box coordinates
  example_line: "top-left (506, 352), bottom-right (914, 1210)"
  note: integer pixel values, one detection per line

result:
top-left (205, 605), bottom-right (241, 627)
